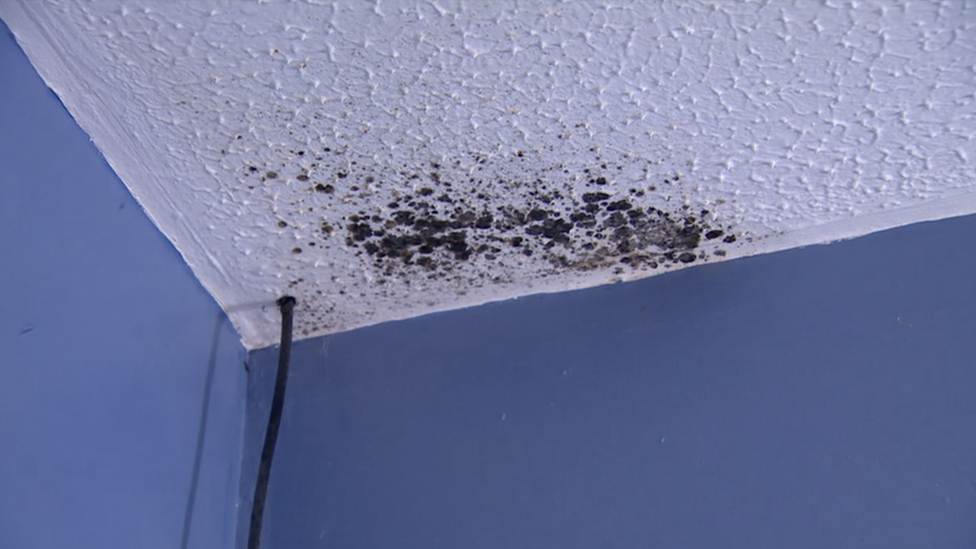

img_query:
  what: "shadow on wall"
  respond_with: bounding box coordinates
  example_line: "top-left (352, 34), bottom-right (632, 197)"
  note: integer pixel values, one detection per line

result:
top-left (243, 213), bottom-right (976, 549)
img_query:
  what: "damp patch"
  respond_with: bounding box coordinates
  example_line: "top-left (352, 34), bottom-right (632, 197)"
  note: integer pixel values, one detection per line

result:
top-left (236, 143), bottom-right (740, 340)
top-left (343, 178), bottom-right (725, 275)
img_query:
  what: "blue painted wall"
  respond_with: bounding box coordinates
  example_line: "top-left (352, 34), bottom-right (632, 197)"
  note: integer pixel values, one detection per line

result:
top-left (249, 213), bottom-right (976, 547)
top-left (0, 21), bottom-right (246, 549)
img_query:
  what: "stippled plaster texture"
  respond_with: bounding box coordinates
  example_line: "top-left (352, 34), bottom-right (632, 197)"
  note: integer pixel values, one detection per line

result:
top-left (2, 0), bottom-right (974, 348)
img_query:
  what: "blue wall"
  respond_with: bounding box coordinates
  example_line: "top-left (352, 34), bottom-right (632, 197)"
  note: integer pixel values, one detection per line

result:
top-left (0, 21), bottom-right (246, 549)
top-left (249, 213), bottom-right (976, 548)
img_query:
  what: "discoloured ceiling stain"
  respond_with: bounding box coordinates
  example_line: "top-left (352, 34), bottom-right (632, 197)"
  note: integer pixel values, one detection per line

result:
top-left (4, 0), bottom-right (975, 347)
top-left (232, 136), bottom-right (741, 337)
top-left (334, 163), bottom-right (725, 274)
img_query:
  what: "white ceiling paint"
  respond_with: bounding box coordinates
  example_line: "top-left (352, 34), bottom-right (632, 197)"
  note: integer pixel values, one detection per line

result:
top-left (2, 1), bottom-right (974, 349)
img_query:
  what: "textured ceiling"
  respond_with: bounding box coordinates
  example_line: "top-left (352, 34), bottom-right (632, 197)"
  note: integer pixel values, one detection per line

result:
top-left (2, 1), bottom-right (975, 349)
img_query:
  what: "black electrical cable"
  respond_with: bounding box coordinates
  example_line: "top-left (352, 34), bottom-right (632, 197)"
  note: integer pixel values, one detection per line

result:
top-left (248, 296), bottom-right (297, 549)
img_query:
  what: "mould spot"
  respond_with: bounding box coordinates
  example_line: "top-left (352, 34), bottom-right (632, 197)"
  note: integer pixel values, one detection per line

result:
top-left (475, 214), bottom-right (494, 229)
top-left (269, 150), bottom-right (740, 289)
top-left (606, 212), bottom-right (628, 228)
top-left (525, 217), bottom-right (573, 242)
top-left (347, 222), bottom-right (373, 242)
top-left (582, 192), bottom-right (610, 203)
top-left (265, 171), bottom-right (278, 179)
top-left (394, 211), bottom-right (416, 225)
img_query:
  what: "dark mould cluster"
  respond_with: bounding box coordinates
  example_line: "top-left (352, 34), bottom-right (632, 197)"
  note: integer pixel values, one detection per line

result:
top-left (240, 147), bottom-right (738, 289)
top-left (337, 180), bottom-right (734, 276)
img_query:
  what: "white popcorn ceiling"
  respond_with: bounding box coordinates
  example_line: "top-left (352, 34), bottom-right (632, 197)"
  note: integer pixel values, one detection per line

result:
top-left (2, 1), bottom-right (975, 349)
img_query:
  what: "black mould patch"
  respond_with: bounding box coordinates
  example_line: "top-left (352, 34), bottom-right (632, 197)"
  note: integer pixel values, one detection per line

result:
top-left (227, 116), bottom-right (750, 341)
top-left (240, 146), bottom-right (738, 310)
top-left (329, 174), bottom-right (734, 277)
